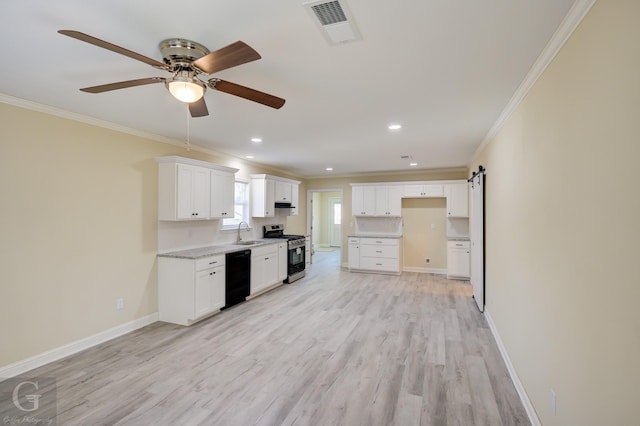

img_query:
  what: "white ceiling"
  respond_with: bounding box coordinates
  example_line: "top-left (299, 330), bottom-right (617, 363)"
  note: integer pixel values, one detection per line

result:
top-left (0, 0), bottom-right (578, 177)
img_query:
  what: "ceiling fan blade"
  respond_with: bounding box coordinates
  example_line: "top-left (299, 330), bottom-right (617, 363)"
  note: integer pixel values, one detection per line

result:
top-left (189, 98), bottom-right (209, 117)
top-left (80, 77), bottom-right (165, 93)
top-left (210, 79), bottom-right (285, 109)
top-left (193, 41), bottom-right (261, 74)
top-left (58, 30), bottom-right (169, 70)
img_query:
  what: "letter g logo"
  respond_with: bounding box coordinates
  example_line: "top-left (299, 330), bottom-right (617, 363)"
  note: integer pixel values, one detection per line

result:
top-left (12, 380), bottom-right (41, 412)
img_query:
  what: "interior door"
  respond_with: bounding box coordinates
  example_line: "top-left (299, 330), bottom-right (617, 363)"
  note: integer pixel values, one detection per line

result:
top-left (329, 197), bottom-right (342, 247)
top-left (470, 171), bottom-right (485, 312)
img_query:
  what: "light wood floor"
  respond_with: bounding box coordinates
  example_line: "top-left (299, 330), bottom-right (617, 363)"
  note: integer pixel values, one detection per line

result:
top-left (24, 250), bottom-right (529, 425)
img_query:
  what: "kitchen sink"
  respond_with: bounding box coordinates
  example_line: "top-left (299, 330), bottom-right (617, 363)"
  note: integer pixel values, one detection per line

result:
top-left (234, 240), bottom-right (258, 245)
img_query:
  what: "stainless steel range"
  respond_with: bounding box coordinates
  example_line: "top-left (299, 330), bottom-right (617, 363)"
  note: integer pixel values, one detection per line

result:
top-left (263, 224), bottom-right (306, 283)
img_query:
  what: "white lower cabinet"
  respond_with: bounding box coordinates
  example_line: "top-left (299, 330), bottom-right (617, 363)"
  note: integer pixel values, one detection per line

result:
top-left (348, 238), bottom-right (360, 269)
top-left (158, 254), bottom-right (226, 326)
top-left (447, 241), bottom-right (470, 279)
top-left (349, 237), bottom-right (402, 274)
top-left (251, 243), bottom-right (280, 295)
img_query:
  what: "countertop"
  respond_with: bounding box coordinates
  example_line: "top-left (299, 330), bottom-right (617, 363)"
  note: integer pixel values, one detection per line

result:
top-left (158, 239), bottom-right (287, 260)
top-left (348, 234), bottom-right (403, 239)
top-left (447, 237), bottom-right (470, 241)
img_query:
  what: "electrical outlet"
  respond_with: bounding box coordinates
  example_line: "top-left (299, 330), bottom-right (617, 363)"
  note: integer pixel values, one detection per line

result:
top-left (550, 389), bottom-right (556, 415)
top-left (425, 258), bottom-right (431, 264)
top-left (116, 298), bottom-right (124, 310)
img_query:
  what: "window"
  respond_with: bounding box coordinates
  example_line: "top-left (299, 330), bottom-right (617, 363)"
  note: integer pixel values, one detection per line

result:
top-left (222, 180), bottom-right (250, 229)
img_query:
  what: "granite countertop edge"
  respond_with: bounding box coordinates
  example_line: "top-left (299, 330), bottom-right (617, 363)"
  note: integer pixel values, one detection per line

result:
top-left (158, 238), bottom-right (287, 259)
top-left (347, 234), bottom-right (403, 239)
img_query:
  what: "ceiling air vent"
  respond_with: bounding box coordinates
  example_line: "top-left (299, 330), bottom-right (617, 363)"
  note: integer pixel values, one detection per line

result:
top-left (303, 0), bottom-right (361, 44)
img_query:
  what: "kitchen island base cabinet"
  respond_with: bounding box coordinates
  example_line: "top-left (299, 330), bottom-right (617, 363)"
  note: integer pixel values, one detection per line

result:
top-left (158, 255), bottom-right (226, 326)
top-left (348, 237), bottom-right (402, 275)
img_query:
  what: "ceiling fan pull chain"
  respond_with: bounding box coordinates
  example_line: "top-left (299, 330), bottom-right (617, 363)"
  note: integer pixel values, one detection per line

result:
top-left (185, 104), bottom-right (191, 152)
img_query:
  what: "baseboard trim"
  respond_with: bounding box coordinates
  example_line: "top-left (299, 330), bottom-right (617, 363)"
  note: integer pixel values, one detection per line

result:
top-left (403, 266), bottom-right (447, 275)
top-left (0, 313), bottom-right (158, 380)
top-left (485, 309), bottom-right (541, 426)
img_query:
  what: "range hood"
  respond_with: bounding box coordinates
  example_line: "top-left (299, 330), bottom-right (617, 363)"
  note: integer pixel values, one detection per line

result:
top-left (275, 202), bottom-right (295, 209)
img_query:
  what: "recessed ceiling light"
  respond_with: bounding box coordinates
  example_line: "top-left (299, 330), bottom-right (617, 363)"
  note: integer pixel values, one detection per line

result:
top-left (409, 162), bottom-right (418, 167)
top-left (388, 124), bottom-right (402, 130)
top-left (246, 155), bottom-right (255, 159)
top-left (251, 137), bottom-right (262, 143)
top-left (326, 167), bottom-right (333, 171)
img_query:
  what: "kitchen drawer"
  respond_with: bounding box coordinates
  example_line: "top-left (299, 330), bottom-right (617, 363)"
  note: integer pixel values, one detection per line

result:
top-left (195, 255), bottom-right (225, 271)
top-left (348, 237), bottom-right (360, 245)
top-left (447, 241), bottom-right (470, 250)
top-left (251, 243), bottom-right (278, 257)
top-left (359, 237), bottom-right (399, 246)
top-left (360, 244), bottom-right (399, 258)
top-left (360, 257), bottom-right (399, 272)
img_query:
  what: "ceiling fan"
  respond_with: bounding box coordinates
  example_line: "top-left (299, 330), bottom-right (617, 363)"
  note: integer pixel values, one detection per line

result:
top-left (58, 30), bottom-right (286, 117)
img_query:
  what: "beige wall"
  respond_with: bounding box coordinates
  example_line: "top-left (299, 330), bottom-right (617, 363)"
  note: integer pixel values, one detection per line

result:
top-left (469, 1), bottom-right (640, 424)
top-left (0, 102), bottom-right (302, 368)
top-left (402, 198), bottom-right (447, 270)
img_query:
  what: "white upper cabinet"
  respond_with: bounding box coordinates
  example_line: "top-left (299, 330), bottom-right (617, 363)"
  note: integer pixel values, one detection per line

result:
top-left (375, 185), bottom-right (403, 216)
top-left (275, 181), bottom-right (292, 203)
top-left (352, 186), bottom-right (376, 216)
top-left (352, 184), bottom-right (402, 216)
top-left (251, 178), bottom-right (275, 217)
top-left (290, 183), bottom-right (299, 216)
top-left (251, 174), bottom-right (300, 218)
top-left (210, 170), bottom-right (234, 219)
top-left (403, 183), bottom-right (444, 198)
top-left (157, 156), bottom-right (238, 221)
top-left (177, 164), bottom-right (210, 219)
top-left (445, 183), bottom-right (469, 218)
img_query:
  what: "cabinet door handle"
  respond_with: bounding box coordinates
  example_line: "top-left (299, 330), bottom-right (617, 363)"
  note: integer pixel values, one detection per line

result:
top-left (376, 250), bottom-right (382, 253)
top-left (209, 261), bottom-right (217, 265)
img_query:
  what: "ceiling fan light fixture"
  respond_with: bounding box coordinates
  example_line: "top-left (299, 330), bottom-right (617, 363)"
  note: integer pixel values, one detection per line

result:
top-left (166, 73), bottom-right (205, 103)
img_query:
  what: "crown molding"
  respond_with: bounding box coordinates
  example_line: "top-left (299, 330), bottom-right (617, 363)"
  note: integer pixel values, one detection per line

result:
top-left (471, 0), bottom-right (598, 163)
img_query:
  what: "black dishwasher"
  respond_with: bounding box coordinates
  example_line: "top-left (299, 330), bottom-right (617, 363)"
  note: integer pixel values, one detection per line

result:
top-left (224, 250), bottom-right (251, 309)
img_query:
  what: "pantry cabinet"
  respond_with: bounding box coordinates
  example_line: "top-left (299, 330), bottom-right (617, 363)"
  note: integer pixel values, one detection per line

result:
top-left (158, 254), bottom-right (226, 326)
top-left (156, 156), bottom-right (238, 221)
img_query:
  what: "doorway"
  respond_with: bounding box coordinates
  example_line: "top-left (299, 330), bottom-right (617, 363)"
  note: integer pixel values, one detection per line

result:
top-left (307, 189), bottom-right (343, 265)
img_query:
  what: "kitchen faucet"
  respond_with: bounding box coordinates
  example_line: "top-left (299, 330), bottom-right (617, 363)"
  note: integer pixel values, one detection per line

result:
top-left (236, 221), bottom-right (249, 242)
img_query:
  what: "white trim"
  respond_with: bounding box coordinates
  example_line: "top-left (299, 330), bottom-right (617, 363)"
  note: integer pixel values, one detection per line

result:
top-left (0, 93), bottom-right (305, 179)
top-left (0, 313), bottom-right (158, 380)
top-left (155, 156), bottom-right (238, 174)
top-left (471, 0), bottom-right (597, 162)
top-left (403, 266), bottom-right (447, 275)
top-left (485, 309), bottom-right (541, 426)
